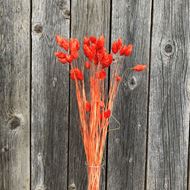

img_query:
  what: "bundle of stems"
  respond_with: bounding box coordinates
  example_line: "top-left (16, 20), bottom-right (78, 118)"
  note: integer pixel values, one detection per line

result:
top-left (55, 35), bottom-right (146, 190)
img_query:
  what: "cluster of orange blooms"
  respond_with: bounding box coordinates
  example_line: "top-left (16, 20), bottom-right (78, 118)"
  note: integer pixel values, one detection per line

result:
top-left (55, 35), bottom-right (146, 117)
top-left (55, 35), bottom-right (145, 78)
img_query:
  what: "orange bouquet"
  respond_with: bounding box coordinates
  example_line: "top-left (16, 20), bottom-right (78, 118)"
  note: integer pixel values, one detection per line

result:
top-left (55, 35), bottom-right (146, 190)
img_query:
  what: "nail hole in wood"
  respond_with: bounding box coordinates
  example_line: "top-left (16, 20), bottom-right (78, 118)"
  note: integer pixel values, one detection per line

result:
top-left (129, 157), bottom-right (133, 163)
top-left (9, 116), bottom-right (21, 130)
top-left (35, 186), bottom-right (45, 190)
top-left (165, 44), bottom-right (173, 53)
top-left (34, 24), bottom-right (43, 33)
top-left (1, 147), bottom-right (9, 153)
top-left (68, 183), bottom-right (76, 190)
top-left (115, 138), bottom-right (120, 144)
top-left (52, 77), bottom-right (57, 87)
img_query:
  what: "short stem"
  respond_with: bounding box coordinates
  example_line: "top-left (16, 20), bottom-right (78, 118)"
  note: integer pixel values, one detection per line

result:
top-left (87, 165), bottom-right (101, 190)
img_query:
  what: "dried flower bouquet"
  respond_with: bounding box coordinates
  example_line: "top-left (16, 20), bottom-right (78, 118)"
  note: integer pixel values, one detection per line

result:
top-left (54, 35), bottom-right (146, 190)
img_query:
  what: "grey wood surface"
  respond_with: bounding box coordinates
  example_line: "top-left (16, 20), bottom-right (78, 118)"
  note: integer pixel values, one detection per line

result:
top-left (31, 0), bottom-right (70, 189)
top-left (107, 0), bottom-right (152, 189)
top-left (147, 0), bottom-right (190, 189)
top-left (1, 0), bottom-right (190, 189)
top-left (0, 0), bottom-right (30, 189)
top-left (68, 0), bottom-right (110, 189)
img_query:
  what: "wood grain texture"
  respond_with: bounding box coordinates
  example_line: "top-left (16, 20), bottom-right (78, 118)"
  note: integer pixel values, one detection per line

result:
top-left (1, 0), bottom-right (190, 189)
top-left (0, 0), bottom-right (30, 189)
top-left (107, 0), bottom-right (152, 189)
top-left (68, 0), bottom-right (110, 189)
top-left (31, 0), bottom-right (70, 189)
top-left (147, 0), bottom-right (190, 189)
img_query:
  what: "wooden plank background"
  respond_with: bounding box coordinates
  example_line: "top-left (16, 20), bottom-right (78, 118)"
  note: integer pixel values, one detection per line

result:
top-left (0, 0), bottom-right (190, 189)
top-left (0, 0), bottom-right (30, 189)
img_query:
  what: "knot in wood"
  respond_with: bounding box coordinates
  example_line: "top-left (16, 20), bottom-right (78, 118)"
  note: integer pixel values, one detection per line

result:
top-left (9, 115), bottom-right (21, 130)
top-left (34, 24), bottom-right (43, 33)
top-left (63, 9), bottom-right (70, 19)
top-left (164, 44), bottom-right (172, 53)
top-left (128, 76), bottom-right (137, 90)
top-left (57, 1), bottom-right (65, 10)
top-left (57, 1), bottom-right (70, 19)
top-left (161, 40), bottom-right (175, 57)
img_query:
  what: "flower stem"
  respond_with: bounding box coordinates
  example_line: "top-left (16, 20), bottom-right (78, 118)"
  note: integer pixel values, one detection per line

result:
top-left (87, 165), bottom-right (101, 190)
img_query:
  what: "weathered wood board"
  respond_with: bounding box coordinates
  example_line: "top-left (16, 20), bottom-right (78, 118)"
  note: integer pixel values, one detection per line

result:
top-left (31, 0), bottom-right (70, 189)
top-left (107, 0), bottom-right (152, 189)
top-left (147, 0), bottom-right (190, 189)
top-left (68, 0), bottom-right (111, 189)
top-left (0, 0), bottom-right (30, 189)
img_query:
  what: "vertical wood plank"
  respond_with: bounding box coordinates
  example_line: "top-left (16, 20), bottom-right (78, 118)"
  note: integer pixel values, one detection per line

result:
top-left (147, 0), bottom-right (190, 189)
top-left (68, 0), bottom-right (110, 189)
top-left (31, 0), bottom-right (70, 189)
top-left (107, 0), bottom-right (152, 189)
top-left (0, 0), bottom-right (30, 189)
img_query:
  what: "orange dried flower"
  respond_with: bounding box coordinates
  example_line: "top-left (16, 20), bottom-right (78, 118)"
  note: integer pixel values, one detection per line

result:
top-left (101, 53), bottom-right (113, 68)
top-left (89, 36), bottom-right (97, 43)
top-left (120, 45), bottom-right (127, 55)
top-left (85, 61), bottom-right (91, 69)
top-left (54, 52), bottom-right (66, 59)
top-left (120, 44), bottom-right (133, 56)
top-left (70, 38), bottom-right (80, 51)
top-left (66, 55), bottom-right (73, 63)
top-left (58, 58), bottom-right (67, 64)
top-left (112, 42), bottom-right (118, 54)
top-left (97, 49), bottom-right (105, 62)
top-left (70, 68), bottom-right (84, 80)
top-left (117, 38), bottom-right (123, 50)
top-left (112, 38), bottom-right (123, 54)
top-left (132, 64), bottom-right (147, 72)
top-left (96, 70), bottom-right (106, 80)
top-left (83, 44), bottom-right (94, 60)
top-left (124, 44), bottom-right (133, 56)
top-left (96, 35), bottom-right (105, 49)
top-left (85, 101), bottom-right (91, 112)
top-left (90, 44), bottom-right (96, 55)
top-left (71, 51), bottom-right (79, 60)
top-left (116, 75), bottom-right (122, 81)
top-left (83, 36), bottom-right (90, 46)
top-left (56, 35), bottom-right (69, 51)
top-left (104, 109), bottom-right (111, 118)
top-left (55, 36), bottom-right (80, 64)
